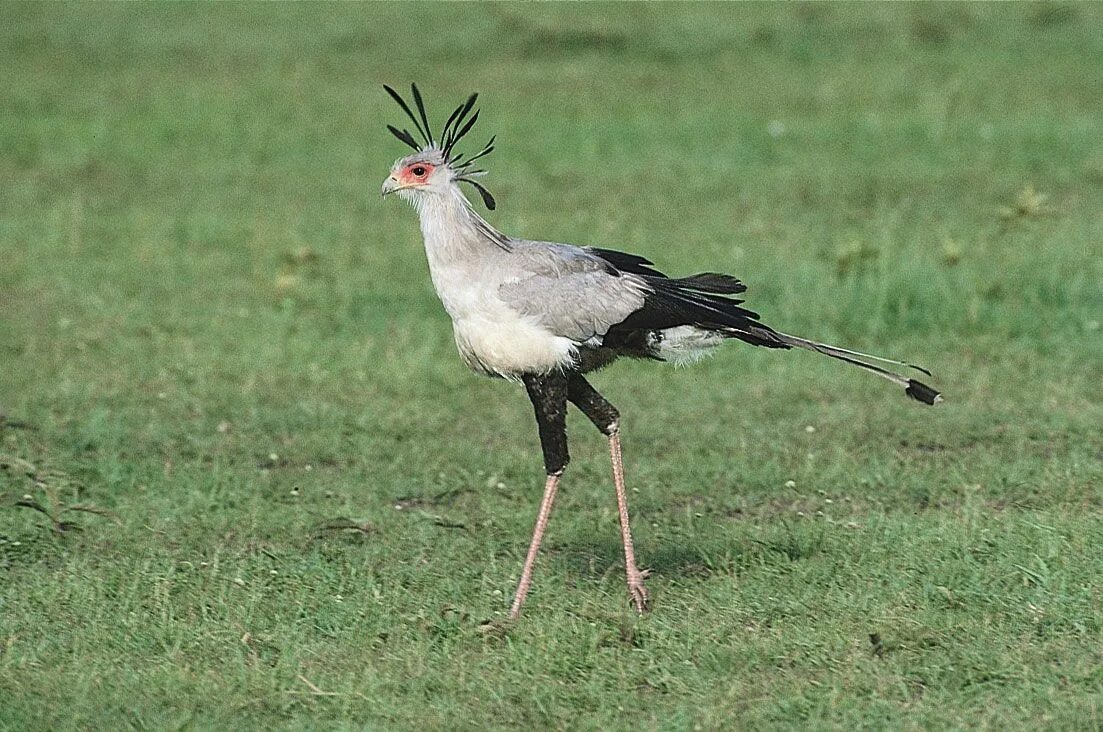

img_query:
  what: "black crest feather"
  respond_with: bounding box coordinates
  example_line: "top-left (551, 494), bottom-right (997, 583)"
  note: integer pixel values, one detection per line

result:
top-left (448, 110), bottom-right (480, 154)
top-left (383, 84), bottom-right (498, 210)
top-left (443, 93), bottom-right (478, 155)
top-left (386, 124), bottom-right (420, 151)
top-left (409, 83), bottom-right (433, 146)
top-left (383, 84), bottom-right (431, 147)
top-left (457, 178), bottom-right (496, 210)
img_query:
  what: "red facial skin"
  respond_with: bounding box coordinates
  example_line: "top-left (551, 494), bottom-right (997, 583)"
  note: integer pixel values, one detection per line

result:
top-left (397, 162), bottom-right (435, 187)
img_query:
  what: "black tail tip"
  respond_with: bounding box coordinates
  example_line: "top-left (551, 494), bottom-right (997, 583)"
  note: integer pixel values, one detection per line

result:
top-left (906, 379), bottom-right (942, 406)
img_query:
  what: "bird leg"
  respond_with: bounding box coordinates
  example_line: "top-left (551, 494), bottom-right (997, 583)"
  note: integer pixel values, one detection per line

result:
top-left (607, 430), bottom-right (649, 613)
top-left (567, 373), bottom-right (649, 614)
top-left (509, 473), bottom-right (560, 620)
top-left (510, 372), bottom-right (569, 620)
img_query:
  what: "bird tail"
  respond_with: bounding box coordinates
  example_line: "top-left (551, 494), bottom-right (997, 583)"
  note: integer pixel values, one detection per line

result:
top-left (602, 261), bottom-right (942, 405)
top-left (756, 330), bottom-right (942, 405)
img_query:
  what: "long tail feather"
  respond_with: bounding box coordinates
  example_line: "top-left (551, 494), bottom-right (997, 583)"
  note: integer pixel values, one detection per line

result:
top-left (773, 332), bottom-right (932, 377)
top-left (769, 331), bottom-right (942, 405)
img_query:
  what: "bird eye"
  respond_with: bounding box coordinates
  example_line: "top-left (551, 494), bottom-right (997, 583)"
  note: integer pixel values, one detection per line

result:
top-left (411, 166), bottom-right (427, 177)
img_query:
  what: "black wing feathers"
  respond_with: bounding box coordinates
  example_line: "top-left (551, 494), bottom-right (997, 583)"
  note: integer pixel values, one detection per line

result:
top-left (587, 249), bottom-right (745, 294)
top-left (586, 247), bottom-right (665, 278)
top-left (590, 247), bottom-right (786, 349)
top-left (672, 273), bottom-right (746, 294)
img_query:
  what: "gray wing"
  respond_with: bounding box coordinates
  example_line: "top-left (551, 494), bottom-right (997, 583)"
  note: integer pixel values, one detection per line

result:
top-left (498, 241), bottom-right (650, 342)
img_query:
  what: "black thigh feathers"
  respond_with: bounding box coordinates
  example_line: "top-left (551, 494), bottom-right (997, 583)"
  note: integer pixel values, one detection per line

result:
top-left (522, 372), bottom-right (569, 476)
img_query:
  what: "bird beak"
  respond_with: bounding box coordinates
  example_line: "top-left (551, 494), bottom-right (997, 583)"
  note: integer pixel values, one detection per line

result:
top-left (381, 176), bottom-right (399, 197)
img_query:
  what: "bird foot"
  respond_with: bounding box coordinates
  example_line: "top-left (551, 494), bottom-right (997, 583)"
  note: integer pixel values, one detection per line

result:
top-left (627, 568), bottom-right (651, 614)
top-left (477, 618), bottom-right (514, 637)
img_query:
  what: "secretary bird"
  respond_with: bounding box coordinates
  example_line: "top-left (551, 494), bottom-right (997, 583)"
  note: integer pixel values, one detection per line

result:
top-left (381, 84), bottom-right (941, 619)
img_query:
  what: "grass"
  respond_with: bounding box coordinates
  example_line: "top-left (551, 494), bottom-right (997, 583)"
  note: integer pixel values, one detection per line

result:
top-left (2, 3), bottom-right (1103, 729)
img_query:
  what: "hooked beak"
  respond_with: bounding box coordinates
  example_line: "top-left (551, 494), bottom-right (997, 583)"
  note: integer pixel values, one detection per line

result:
top-left (381, 176), bottom-right (400, 197)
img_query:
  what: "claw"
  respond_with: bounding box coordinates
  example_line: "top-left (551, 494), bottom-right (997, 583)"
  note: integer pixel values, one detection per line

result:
top-left (627, 569), bottom-right (650, 614)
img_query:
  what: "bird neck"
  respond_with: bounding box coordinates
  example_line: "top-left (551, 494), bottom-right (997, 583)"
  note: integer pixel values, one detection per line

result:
top-left (415, 186), bottom-right (510, 267)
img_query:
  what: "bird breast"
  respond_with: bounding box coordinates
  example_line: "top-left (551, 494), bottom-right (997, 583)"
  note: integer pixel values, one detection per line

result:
top-left (426, 256), bottom-right (577, 379)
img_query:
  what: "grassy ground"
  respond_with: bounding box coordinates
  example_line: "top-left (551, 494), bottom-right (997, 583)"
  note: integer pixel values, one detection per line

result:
top-left (2, 3), bottom-right (1102, 729)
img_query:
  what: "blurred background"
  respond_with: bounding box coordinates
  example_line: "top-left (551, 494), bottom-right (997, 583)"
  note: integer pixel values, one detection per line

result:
top-left (1, 4), bottom-right (1102, 728)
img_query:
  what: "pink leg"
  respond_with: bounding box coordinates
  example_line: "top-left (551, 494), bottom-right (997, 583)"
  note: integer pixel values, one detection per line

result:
top-left (609, 432), bottom-right (649, 613)
top-left (508, 474), bottom-right (561, 620)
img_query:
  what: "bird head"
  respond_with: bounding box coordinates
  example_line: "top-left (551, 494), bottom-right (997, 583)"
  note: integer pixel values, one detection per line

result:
top-left (381, 149), bottom-right (450, 203)
top-left (381, 84), bottom-right (497, 210)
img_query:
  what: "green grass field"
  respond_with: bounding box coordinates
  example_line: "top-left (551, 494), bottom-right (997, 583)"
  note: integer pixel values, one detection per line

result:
top-left (3, 4), bottom-right (1102, 729)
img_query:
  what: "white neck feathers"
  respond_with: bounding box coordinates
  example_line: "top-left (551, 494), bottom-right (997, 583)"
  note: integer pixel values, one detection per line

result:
top-left (414, 186), bottom-right (510, 266)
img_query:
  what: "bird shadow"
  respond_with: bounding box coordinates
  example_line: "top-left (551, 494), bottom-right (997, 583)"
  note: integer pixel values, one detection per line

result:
top-left (548, 517), bottom-right (826, 582)
top-left (550, 535), bottom-right (747, 581)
